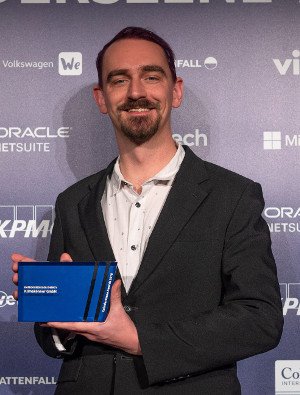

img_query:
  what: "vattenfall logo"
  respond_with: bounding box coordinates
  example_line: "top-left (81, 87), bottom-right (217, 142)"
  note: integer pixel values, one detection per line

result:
top-left (264, 207), bottom-right (300, 233)
top-left (275, 360), bottom-right (300, 394)
top-left (175, 57), bottom-right (217, 70)
top-left (2, 52), bottom-right (82, 76)
top-left (280, 283), bottom-right (300, 316)
top-left (0, 0), bottom-right (287, 4)
top-left (0, 205), bottom-right (54, 238)
top-left (263, 131), bottom-right (300, 150)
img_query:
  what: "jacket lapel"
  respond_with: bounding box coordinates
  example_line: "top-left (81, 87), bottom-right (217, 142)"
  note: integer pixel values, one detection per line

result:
top-left (128, 147), bottom-right (211, 295)
top-left (77, 159), bottom-right (128, 299)
top-left (78, 162), bottom-right (116, 262)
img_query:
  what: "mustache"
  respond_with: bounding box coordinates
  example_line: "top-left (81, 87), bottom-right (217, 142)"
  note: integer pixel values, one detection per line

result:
top-left (117, 99), bottom-right (160, 112)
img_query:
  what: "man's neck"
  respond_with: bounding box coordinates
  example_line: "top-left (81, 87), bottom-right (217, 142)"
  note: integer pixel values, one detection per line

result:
top-left (117, 134), bottom-right (177, 194)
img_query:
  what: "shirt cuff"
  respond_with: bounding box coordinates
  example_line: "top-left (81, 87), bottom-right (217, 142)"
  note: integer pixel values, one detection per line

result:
top-left (51, 328), bottom-right (76, 352)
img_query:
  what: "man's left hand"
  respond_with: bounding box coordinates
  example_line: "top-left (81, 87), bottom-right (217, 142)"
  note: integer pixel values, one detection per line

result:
top-left (41, 279), bottom-right (142, 355)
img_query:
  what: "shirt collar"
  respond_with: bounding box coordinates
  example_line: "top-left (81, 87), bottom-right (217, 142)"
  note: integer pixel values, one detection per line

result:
top-left (110, 142), bottom-right (185, 196)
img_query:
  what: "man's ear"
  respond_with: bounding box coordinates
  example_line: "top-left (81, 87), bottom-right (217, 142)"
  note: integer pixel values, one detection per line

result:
top-left (93, 85), bottom-right (108, 114)
top-left (172, 77), bottom-right (184, 109)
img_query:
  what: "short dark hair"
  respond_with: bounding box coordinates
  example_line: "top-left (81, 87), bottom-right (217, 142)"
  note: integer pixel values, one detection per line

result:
top-left (96, 26), bottom-right (177, 87)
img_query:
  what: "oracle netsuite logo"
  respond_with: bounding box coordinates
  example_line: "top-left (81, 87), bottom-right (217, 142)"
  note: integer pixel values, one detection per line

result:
top-left (0, 205), bottom-right (54, 238)
top-left (58, 52), bottom-right (82, 76)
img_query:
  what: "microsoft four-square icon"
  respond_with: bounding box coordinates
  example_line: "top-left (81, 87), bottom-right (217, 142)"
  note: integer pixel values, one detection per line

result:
top-left (59, 52), bottom-right (82, 76)
top-left (263, 131), bottom-right (282, 150)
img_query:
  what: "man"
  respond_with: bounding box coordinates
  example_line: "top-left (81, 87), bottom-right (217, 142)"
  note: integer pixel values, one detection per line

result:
top-left (12, 26), bottom-right (283, 394)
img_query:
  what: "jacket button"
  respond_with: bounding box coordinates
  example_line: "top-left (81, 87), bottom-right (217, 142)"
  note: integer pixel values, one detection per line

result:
top-left (123, 305), bottom-right (132, 313)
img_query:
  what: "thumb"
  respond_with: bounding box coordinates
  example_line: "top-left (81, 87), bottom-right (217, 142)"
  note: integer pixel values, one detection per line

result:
top-left (60, 253), bottom-right (73, 262)
top-left (109, 279), bottom-right (122, 307)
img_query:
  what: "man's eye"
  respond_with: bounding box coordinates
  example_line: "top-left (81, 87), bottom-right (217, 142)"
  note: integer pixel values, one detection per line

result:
top-left (112, 79), bottom-right (127, 85)
top-left (145, 76), bottom-right (160, 82)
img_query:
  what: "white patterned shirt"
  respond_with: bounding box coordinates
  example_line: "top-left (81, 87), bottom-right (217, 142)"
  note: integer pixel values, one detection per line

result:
top-left (101, 143), bottom-right (185, 292)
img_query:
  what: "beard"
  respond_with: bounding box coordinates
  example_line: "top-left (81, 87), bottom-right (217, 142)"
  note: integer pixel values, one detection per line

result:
top-left (117, 99), bottom-right (161, 145)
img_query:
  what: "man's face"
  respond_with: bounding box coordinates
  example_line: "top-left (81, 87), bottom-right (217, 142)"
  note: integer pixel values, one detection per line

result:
top-left (94, 38), bottom-right (183, 145)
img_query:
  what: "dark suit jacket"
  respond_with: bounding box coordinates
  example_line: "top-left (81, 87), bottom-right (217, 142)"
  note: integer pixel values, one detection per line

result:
top-left (34, 146), bottom-right (283, 395)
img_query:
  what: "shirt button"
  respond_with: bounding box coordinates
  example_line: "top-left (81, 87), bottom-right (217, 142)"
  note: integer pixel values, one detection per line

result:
top-left (135, 202), bottom-right (141, 208)
top-left (123, 305), bottom-right (132, 313)
top-left (131, 245), bottom-right (136, 251)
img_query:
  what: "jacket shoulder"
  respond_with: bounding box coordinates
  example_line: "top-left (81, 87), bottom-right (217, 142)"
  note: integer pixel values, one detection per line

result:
top-left (56, 169), bottom-right (106, 204)
top-left (204, 160), bottom-right (254, 187)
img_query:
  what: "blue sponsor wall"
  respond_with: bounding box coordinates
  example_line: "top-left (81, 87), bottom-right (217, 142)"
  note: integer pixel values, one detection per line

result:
top-left (0, 1), bottom-right (299, 394)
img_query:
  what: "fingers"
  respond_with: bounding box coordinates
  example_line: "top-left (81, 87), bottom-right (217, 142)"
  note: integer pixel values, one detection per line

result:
top-left (60, 253), bottom-right (73, 262)
top-left (13, 290), bottom-right (18, 300)
top-left (12, 272), bottom-right (18, 286)
top-left (11, 253), bottom-right (35, 272)
top-left (41, 322), bottom-right (97, 333)
top-left (109, 279), bottom-right (122, 307)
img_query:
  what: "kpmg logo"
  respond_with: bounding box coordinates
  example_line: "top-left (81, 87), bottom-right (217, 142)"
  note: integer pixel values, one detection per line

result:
top-left (273, 50), bottom-right (300, 76)
top-left (175, 57), bottom-right (217, 70)
top-left (58, 52), bottom-right (82, 76)
top-left (0, 205), bottom-right (54, 238)
top-left (280, 283), bottom-right (300, 316)
top-left (172, 129), bottom-right (208, 147)
top-left (275, 360), bottom-right (300, 394)
top-left (264, 207), bottom-right (300, 233)
top-left (263, 131), bottom-right (300, 150)
top-left (0, 291), bottom-right (17, 308)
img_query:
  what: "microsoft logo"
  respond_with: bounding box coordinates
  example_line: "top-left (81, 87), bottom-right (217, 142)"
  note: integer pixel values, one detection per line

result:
top-left (263, 131), bottom-right (282, 150)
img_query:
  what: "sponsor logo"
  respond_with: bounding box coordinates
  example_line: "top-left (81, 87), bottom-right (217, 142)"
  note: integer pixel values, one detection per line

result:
top-left (264, 207), bottom-right (300, 233)
top-left (0, 291), bottom-right (17, 308)
top-left (275, 360), bottom-right (300, 394)
top-left (0, 0), bottom-right (276, 4)
top-left (175, 57), bottom-right (217, 70)
top-left (263, 131), bottom-right (300, 150)
top-left (0, 377), bottom-right (56, 385)
top-left (273, 50), bottom-right (300, 76)
top-left (263, 131), bottom-right (281, 150)
top-left (0, 126), bottom-right (71, 153)
top-left (1, 52), bottom-right (82, 77)
top-left (0, 205), bottom-right (54, 238)
top-left (173, 129), bottom-right (208, 147)
top-left (2, 60), bottom-right (54, 70)
top-left (58, 52), bottom-right (82, 76)
top-left (280, 283), bottom-right (300, 316)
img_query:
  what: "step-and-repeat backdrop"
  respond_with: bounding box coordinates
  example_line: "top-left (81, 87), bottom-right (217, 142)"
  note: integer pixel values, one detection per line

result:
top-left (0, 1), bottom-right (299, 394)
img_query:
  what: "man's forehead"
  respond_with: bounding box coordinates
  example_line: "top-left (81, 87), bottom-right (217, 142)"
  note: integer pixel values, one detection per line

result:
top-left (102, 38), bottom-right (169, 71)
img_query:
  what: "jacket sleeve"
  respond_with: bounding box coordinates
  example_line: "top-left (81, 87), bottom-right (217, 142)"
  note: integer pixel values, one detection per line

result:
top-left (135, 182), bottom-right (283, 385)
top-left (34, 196), bottom-right (79, 359)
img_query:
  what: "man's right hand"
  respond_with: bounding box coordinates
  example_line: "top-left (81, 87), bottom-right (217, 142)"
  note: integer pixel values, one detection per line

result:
top-left (11, 252), bottom-right (73, 300)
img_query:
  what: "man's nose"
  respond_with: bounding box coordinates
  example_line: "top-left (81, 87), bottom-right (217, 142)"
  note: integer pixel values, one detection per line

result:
top-left (127, 78), bottom-right (146, 100)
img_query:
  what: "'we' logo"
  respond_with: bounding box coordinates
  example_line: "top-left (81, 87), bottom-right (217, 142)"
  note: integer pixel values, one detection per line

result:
top-left (58, 52), bottom-right (82, 76)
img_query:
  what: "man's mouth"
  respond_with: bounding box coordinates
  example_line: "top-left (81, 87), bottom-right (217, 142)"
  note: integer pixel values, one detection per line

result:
top-left (127, 108), bottom-right (151, 113)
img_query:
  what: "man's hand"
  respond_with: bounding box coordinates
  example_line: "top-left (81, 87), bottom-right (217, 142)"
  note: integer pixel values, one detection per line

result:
top-left (11, 253), bottom-right (35, 300)
top-left (42, 279), bottom-right (142, 356)
top-left (11, 252), bottom-right (73, 300)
